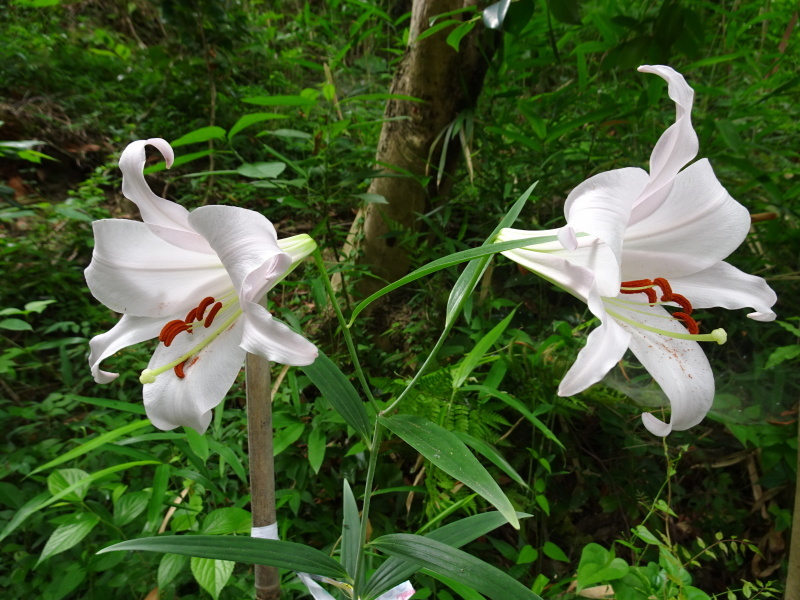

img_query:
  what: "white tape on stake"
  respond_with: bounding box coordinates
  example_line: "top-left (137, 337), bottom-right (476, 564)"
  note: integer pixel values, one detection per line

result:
top-left (251, 522), bottom-right (279, 540)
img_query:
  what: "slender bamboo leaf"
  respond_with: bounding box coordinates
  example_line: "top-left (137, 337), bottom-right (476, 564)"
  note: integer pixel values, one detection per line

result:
top-left (342, 479), bottom-right (360, 580)
top-left (364, 511), bottom-right (529, 600)
top-left (452, 309), bottom-right (516, 389)
top-left (461, 385), bottom-right (564, 449)
top-left (379, 415), bottom-right (518, 529)
top-left (98, 536), bottom-right (349, 580)
top-left (302, 351), bottom-right (372, 444)
top-left (29, 420), bottom-right (152, 476)
top-left (453, 431), bottom-right (528, 488)
top-left (371, 534), bottom-right (541, 600)
top-left (350, 223), bottom-right (545, 326)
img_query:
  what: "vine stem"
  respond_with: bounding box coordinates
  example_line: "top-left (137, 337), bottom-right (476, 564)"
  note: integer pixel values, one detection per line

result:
top-left (246, 352), bottom-right (280, 600)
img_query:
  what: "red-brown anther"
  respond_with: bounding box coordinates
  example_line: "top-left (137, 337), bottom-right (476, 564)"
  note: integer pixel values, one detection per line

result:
top-left (621, 279), bottom-right (654, 289)
top-left (195, 296), bottom-right (216, 321)
top-left (174, 360), bottom-right (188, 379)
top-left (673, 312), bottom-right (699, 335)
top-left (669, 293), bottom-right (693, 315)
top-left (204, 302), bottom-right (223, 328)
top-left (653, 277), bottom-right (673, 299)
top-left (621, 285), bottom-right (657, 305)
top-left (162, 321), bottom-right (190, 347)
top-left (184, 307), bottom-right (198, 324)
top-left (159, 319), bottom-right (188, 343)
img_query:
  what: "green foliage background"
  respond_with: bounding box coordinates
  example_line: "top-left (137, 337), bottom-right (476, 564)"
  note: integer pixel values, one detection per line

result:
top-left (1, 0), bottom-right (798, 598)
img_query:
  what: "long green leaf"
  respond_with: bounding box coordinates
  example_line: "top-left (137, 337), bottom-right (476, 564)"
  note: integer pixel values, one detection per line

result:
top-left (453, 431), bottom-right (528, 488)
top-left (98, 536), bottom-right (349, 580)
top-left (341, 479), bottom-right (360, 580)
top-left (0, 461), bottom-right (159, 543)
top-left (302, 351), bottom-right (372, 444)
top-left (371, 534), bottom-right (541, 600)
top-left (461, 385), bottom-right (564, 450)
top-left (348, 233), bottom-right (551, 326)
top-left (444, 182), bottom-right (536, 328)
top-left (364, 511), bottom-right (531, 600)
top-left (29, 419), bottom-right (152, 476)
top-left (452, 309), bottom-right (516, 389)
top-left (379, 415), bottom-right (518, 529)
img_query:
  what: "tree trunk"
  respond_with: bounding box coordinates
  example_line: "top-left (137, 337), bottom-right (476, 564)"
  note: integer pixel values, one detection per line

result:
top-left (343, 0), bottom-right (494, 298)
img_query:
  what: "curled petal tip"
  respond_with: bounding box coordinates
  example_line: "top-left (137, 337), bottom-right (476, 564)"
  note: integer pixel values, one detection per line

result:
top-left (747, 310), bottom-right (777, 322)
top-left (557, 225), bottom-right (578, 251)
top-left (146, 137), bottom-right (175, 169)
top-left (641, 412), bottom-right (672, 436)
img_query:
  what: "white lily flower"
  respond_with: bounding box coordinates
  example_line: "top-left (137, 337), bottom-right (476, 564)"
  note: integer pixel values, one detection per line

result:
top-left (498, 66), bottom-right (777, 436)
top-left (85, 138), bottom-right (318, 434)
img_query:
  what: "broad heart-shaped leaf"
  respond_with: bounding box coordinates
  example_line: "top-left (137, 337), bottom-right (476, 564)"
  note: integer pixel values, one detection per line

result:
top-left (98, 536), bottom-right (349, 580)
top-left (379, 415), bottom-right (518, 529)
top-left (363, 511), bottom-right (532, 600)
top-left (302, 350), bottom-right (372, 445)
top-left (370, 534), bottom-right (541, 600)
top-left (191, 556), bottom-right (234, 600)
top-left (577, 543), bottom-right (629, 590)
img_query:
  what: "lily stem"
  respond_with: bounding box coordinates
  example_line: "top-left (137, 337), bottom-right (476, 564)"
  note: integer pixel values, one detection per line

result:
top-left (245, 352), bottom-right (280, 600)
top-left (312, 249), bottom-right (379, 414)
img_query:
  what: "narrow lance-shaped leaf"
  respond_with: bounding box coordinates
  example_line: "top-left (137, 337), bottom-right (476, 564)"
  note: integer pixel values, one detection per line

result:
top-left (342, 479), bottom-right (361, 581)
top-left (301, 350), bottom-right (372, 444)
top-left (371, 534), bottom-right (542, 600)
top-left (452, 309), bottom-right (516, 389)
top-left (28, 419), bottom-right (152, 476)
top-left (379, 415), bottom-right (518, 529)
top-left (348, 233), bottom-right (552, 325)
top-left (99, 536), bottom-right (350, 580)
top-left (364, 511), bottom-right (531, 600)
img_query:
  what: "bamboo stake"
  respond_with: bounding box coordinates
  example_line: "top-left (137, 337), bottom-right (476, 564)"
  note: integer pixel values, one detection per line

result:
top-left (245, 353), bottom-right (280, 600)
top-left (784, 405), bottom-right (800, 599)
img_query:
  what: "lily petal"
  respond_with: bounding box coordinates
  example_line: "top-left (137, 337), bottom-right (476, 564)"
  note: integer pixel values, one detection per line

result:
top-left (189, 206), bottom-right (290, 303)
top-left (240, 300), bottom-right (318, 366)
top-left (88, 314), bottom-right (165, 383)
top-left (85, 219), bottom-right (229, 317)
top-left (672, 261), bottom-right (777, 321)
top-left (617, 303), bottom-right (715, 436)
top-left (498, 228), bottom-right (621, 298)
top-left (119, 139), bottom-right (214, 254)
top-left (143, 312), bottom-right (246, 433)
top-left (561, 167), bottom-right (650, 265)
top-left (630, 65), bottom-right (699, 222)
top-left (621, 159), bottom-right (751, 280)
top-left (558, 290), bottom-right (631, 396)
